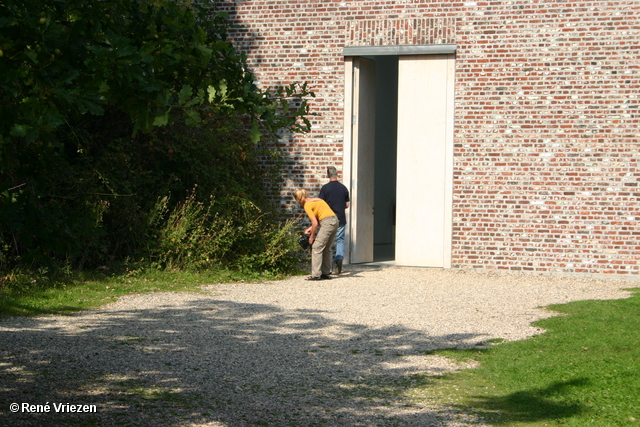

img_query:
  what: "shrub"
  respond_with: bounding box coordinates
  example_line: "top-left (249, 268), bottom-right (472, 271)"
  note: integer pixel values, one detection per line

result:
top-left (0, 0), bottom-right (313, 272)
top-left (149, 190), bottom-right (305, 274)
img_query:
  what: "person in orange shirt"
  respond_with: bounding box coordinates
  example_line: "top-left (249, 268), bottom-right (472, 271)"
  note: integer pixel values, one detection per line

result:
top-left (294, 189), bottom-right (339, 280)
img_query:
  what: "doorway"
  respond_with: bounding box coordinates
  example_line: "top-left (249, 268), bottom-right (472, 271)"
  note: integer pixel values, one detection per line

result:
top-left (343, 46), bottom-right (456, 268)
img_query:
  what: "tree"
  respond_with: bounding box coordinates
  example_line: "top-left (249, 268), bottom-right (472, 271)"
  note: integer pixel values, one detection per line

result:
top-left (0, 0), bottom-right (313, 269)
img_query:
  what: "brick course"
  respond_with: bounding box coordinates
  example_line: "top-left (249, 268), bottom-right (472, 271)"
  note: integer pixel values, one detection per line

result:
top-left (215, 0), bottom-right (639, 276)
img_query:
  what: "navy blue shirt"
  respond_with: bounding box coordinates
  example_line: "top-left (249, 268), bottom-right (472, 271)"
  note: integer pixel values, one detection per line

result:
top-left (319, 180), bottom-right (350, 226)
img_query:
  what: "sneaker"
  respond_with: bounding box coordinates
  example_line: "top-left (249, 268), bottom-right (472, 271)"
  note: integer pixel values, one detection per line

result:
top-left (336, 259), bottom-right (343, 275)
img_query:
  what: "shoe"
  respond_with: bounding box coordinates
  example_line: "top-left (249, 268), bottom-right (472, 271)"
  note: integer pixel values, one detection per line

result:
top-left (336, 259), bottom-right (343, 275)
top-left (306, 276), bottom-right (322, 281)
top-left (320, 274), bottom-right (331, 280)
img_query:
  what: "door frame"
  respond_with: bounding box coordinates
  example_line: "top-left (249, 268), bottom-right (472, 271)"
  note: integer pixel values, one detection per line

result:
top-left (342, 44), bottom-right (457, 267)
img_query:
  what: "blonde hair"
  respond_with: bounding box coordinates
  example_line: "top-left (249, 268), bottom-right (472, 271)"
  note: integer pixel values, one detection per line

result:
top-left (293, 189), bottom-right (307, 205)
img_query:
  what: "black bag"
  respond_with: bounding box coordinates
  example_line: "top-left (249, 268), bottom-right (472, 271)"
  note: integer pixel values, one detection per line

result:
top-left (298, 234), bottom-right (311, 250)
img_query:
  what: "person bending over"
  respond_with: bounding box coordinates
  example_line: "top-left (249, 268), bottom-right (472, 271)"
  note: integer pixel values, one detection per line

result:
top-left (294, 189), bottom-right (338, 281)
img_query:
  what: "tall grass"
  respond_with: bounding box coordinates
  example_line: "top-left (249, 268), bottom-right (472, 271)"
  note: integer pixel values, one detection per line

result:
top-left (148, 191), bottom-right (305, 274)
top-left (0, 186), bottom-right (309, 316)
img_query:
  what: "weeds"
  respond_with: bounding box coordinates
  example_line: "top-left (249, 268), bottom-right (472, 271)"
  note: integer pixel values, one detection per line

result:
top-left (148, 191), bottom-right (306, 274)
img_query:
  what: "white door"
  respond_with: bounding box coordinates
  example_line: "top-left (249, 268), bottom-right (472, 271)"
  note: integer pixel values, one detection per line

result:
top-left (347, 57), bottom-right (376, 263)
top-left (395, 54), bottom-right (454, 267)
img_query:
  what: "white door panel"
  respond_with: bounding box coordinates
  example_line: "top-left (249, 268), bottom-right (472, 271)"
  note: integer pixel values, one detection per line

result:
top-left (396, 55), bottom-right (454, 267)
top-left (349, 58), bottom-right (376, 264)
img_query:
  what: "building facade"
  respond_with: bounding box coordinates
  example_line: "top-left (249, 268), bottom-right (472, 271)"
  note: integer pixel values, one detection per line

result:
top-left (214, 1), bottom-right (639, 276)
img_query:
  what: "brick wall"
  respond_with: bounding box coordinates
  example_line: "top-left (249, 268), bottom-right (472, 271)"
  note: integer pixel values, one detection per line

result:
top-left (215, 0), bottom-right (639, 276)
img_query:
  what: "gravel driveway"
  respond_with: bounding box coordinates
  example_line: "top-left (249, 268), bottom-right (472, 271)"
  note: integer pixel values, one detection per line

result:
top-left (1, 266), bottom-right (634, 426)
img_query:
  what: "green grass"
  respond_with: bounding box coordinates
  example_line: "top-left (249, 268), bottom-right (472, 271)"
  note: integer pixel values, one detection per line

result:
top-left (0, 265), bottom-right (292, 317)
top-left (421, 288), bottom-right (640, 426)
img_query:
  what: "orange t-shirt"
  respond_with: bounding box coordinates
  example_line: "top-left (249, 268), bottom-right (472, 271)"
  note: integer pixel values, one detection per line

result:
top-left (304, 199), bottom-right (335, 221)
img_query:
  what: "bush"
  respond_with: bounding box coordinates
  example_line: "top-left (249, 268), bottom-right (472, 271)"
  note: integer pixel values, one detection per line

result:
top-left (149, 190), bottom-right (305, 274)
top-left (0, 0), bottom-right (313, 272)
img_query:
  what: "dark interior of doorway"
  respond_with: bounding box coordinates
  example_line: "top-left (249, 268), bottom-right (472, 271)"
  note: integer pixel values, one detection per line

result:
top-left (371, 56), bottom-right (399, 262)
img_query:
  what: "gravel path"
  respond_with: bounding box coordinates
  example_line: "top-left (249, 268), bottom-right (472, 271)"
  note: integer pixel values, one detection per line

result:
top-left (1, 266), bottom-right (635, 426)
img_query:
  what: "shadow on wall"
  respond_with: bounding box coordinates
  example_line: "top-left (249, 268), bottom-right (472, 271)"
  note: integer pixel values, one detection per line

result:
top-left (212, 1), bottom-right (262, 62)
top-left (258, 127), bottom-right (315, 212)
top-left (212, 2), bottom-right (328, 210)
top-left (257, 131), bottom-right (330, 215)
top-left (0, 280), bottom-right (585, 426)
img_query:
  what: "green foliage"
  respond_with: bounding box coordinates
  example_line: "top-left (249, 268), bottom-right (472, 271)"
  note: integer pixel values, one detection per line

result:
top-left (0, 0), bottom-right (313, 139)
top-left (0, 0), bottom-right (314, 271)
top-left (149, 190), bottom-right (305, 274)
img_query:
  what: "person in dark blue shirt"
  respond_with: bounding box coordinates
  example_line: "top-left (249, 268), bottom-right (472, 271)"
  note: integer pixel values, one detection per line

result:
top-left (318, 166), bottom-right (350, 274)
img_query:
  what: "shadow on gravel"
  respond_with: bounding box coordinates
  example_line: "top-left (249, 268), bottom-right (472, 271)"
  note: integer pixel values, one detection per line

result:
top-left (1, 295), bottom-right (486, 426)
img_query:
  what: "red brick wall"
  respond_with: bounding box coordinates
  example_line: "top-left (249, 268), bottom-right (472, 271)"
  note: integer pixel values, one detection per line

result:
top-left (215, 1), bottom-right (640, 276)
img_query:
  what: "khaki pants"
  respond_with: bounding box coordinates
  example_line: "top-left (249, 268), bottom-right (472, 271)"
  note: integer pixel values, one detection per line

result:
top-left (311, 216), bottom-right (338, 278)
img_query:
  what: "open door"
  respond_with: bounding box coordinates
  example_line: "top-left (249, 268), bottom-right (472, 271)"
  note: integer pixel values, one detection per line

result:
top-left (348, 57), bottom-right (376, 263)
top-left (344, 51), bottom-right (454, 267)
top-left (395, 54), bottom-right (454, 267)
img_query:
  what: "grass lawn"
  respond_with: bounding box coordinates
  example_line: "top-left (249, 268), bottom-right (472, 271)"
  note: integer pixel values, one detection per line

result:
top-left (0, 266), bottom-right (287, 317)
top-left (424, 288), bottom-right (640, 426)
